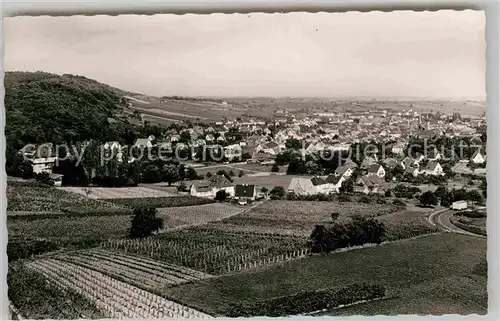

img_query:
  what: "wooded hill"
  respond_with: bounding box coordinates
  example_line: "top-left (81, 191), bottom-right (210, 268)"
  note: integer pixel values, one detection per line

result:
top-left (4, 71), bottom-right (138, 154)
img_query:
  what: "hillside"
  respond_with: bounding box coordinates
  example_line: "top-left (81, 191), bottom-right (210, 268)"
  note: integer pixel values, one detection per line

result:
top-left (4, 71), bottom-right (138, 152)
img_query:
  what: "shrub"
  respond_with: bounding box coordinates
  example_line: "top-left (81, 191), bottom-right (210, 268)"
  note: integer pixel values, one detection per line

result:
top-left (419, 191), bottom-right (438, 207)
top-left (176, 182), bottom-right (188, 192)
top-left (215, 190), bottom-right (228, 202)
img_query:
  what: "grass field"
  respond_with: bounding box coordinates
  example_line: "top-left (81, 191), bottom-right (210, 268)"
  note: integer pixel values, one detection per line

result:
top-left (7, 182), bottom-right (123, 213)
top-left (157, 203), bottom-right (246, 230)
top-left (59, 186), bottom-right (178, 199)
top-left (205, 200), bottom-right (435, 239)
top-left (162, 233), bottom-right (486, 316)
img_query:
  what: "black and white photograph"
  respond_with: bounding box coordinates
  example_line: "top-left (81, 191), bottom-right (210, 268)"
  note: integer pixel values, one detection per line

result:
top-left (4, 8), bottom-right (488, 319)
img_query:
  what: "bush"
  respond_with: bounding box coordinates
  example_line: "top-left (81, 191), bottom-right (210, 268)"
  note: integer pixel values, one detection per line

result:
top-left (177, 182), bottom-right (188, 192)
top-left (460, 210), bottom-right (486, 218)
top-left (419, 191), bottom-right (438, 207)
top-left (269, 186), bottom-right (286, 199)
top-left (226, 283), bottom-right (385, 317)
top-left (360, 195), bottom-right (371, 203)
top-left (129, 207), bottom-right (164, 238)
top-left (215, 190), bottom-right (228, 202)
top-left (7, 240), bottom-right (59, 262)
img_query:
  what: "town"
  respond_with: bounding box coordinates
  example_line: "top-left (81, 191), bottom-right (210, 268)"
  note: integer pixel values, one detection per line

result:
top-left (5, 9), bottom-right (488, 320)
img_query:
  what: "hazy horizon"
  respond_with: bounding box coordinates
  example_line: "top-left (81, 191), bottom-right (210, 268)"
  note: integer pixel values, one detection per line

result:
top-left (5, 10), bottom-right (486, 99)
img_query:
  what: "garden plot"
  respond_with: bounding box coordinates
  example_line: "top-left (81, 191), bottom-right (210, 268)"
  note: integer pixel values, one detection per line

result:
top-left (157, 203), bottom-right (246, 230)
top-left (26, 259), bottom-right (212, 319)
top-left (59, 186), bottom-right (178, 199)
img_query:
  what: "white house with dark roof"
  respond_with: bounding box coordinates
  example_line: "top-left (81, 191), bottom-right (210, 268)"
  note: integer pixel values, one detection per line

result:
top-left (367, 164), bottom-right (386, 178)
top-left (190, 174), bottom-right (235, 198)
top-left (470, 150), bottom-right (486, 164)
top-left (422, 161), bottom-right (444, 176)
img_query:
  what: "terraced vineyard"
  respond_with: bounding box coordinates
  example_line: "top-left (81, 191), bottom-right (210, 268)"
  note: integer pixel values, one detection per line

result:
top-left (101, 228), bottom-right (309, 274)
top-left (55, 249), bottom-right (211, 289)
top-left (26, 259), bottom-right (212, 319)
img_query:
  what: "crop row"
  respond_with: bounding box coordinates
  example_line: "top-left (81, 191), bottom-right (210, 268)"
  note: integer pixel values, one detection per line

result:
top-left (107, 196), bottom-right (215, 208)
top-left (26, 258), bottom-right (212, 319)
top-left (101, 229), bottom-right (308, 274)
top-left (55, 248), bottom-right (211, 289)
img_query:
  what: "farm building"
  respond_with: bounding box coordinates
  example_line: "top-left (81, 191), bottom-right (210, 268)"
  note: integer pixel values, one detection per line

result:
top-left (234, 184), bottom-right (257, 204)
top-left (190, 174), bottom-right (235, 199)
top-left (287, 177), bottom-right (315, 195)
top-left (451, 200), bottom-right (468, 210)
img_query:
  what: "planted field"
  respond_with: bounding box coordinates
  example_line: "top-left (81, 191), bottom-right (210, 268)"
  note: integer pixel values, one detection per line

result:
top-left (157, 203), bottom-right (245, 230)
top-left (8, 215), bottom-right (131, 247)
top-left (108, 196), bottom-right (215, 209)
top-left (206, 200), bottom-right (435, 239)
top-left (162, 233), bottom-right (486, 316)
top-left (7, 182), bottom-right (123, 213)
top-left (8, 263), bottom-right (105, 319)
top-left (25, 259), bottom-right (212, 319)
top-left (59, 186), bottom-right (178, 199)
top-left (55, 248), bottom-right (211, 290)
top-left (101, 227), bottom-right (309, 275)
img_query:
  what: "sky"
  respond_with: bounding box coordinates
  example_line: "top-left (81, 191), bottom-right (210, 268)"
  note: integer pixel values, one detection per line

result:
top-left (4, 10), bottom-right (486, 99)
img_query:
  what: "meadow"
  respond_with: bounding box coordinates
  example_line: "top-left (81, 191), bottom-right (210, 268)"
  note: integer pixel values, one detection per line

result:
top-left (7, 182), bottom-right (124, 213)
top-left (162, 233), bottom-right (486, 316)
top-left (206, 200), bottom-right (437, 239)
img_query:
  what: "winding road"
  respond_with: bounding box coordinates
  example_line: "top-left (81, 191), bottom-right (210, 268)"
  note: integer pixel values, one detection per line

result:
top-left (428, 209), bottom-right (486, 238)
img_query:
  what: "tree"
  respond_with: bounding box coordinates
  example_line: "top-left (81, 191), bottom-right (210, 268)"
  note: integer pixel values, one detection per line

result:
top-left (238, 170), bottom-right (245, 177)
top-left (260, 186), bottom-right (269, 195)
top-left (434, 186), bottom-right (448, 199)
top-left (6, 153), bottom-right (34, 179)
top-left (271, 163), bottom-right (280, 173)
top-left (269, 186), bottom-right (286, 199)
top-left (228, 170), bottom-right (235, 177)
top-left (129, 207), bottom-right (164, 238)
top-left (185, 167), bottom-right (199, 180)
top-left (467, 190), bottom-right (484, 206)
top-left (419, 191), bottom-right (438, 207)
top-left (339, 178), bottom-right (354, 195)
top-left (162, 164), bottom-right (180, 186)
top-left (331, 212), bottom-right (340, 222)
top-left (215, 190), bottom-right (228, 202)
top-left (205, 172), bottom-right (213, 178)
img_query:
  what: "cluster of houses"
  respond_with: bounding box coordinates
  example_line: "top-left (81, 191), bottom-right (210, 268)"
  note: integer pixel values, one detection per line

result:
top-left (189, 174), bottom-right (259, 205)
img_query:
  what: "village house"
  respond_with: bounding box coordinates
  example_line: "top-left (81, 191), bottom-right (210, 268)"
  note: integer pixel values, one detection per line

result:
top-left (48, 173), bottom-right (64, 187)
top-left (31, 156), bottom-right (57, 174)
top-left (404, 166), bottom-right (420, 177)
top-left (391, 142), bottom-right (406, 155)
top-left (470, 150), bottom-right (486, 164)
top-left (422, 161), bottom-right (444, 176)
top-left (234, 184), bottom-right (257, 205)
top-left (366, 164), bottom-right (386, 178)
top-left (360, 156), bottom-right (377, 169)
top-left (325, 174), bottom-right (345, 193)
top-left (134, 136), bottom-right (154, 149)
top-left (224, 144), bottom-right (243, 161)
top-left (333, 165), bottom-right (354, 179)
top-left (358, 175), bottom-right (385, 194)
top-left (190, 174), bottom-right (235, 199)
